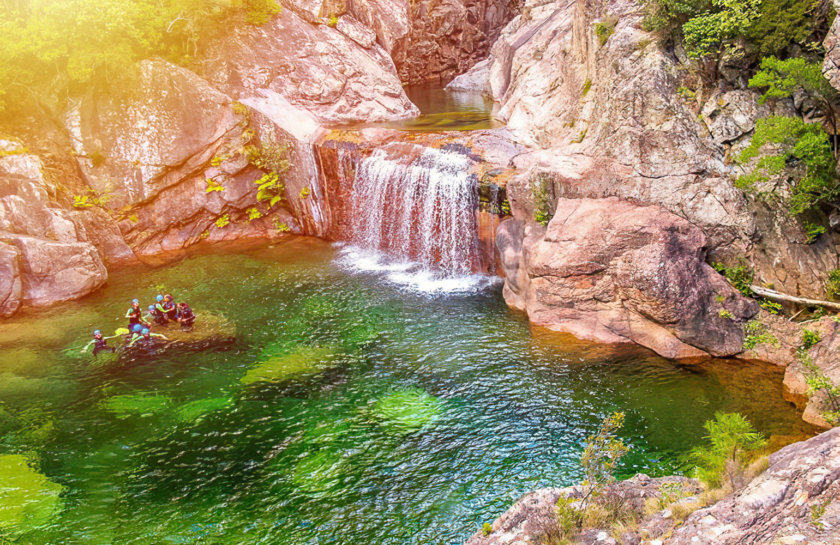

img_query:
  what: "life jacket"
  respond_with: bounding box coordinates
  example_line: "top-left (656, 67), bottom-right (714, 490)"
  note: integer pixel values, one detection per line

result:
top-left (163, 301), bottom-right (177, 318)
top-left (94, 336), bottom-right (108, 349)
top-left (179, 305), bottom-right (194, 319)
top-left (127, 307), bottom-right (142, 324)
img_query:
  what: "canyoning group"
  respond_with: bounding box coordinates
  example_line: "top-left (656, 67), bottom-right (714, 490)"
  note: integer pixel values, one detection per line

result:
top-left (81, 294), bottom-right (196, 356)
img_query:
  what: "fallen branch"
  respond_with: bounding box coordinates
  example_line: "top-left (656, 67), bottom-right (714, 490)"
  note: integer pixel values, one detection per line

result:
top-left (750, 285), bottom-right (840, 312)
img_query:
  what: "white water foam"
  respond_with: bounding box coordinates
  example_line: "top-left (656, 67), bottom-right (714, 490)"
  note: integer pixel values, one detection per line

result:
top-left (334, 244), bottom-right (499, 295)
top-left (334, 144), bottom-right (498, 294)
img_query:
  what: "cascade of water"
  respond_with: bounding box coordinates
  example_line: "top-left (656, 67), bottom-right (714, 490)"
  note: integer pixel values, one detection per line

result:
top-left (347, 145), bottom-right (480, 276)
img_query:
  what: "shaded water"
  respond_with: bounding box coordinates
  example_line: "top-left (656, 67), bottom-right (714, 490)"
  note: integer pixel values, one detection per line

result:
top-left (0, 240), bottom-right (815, 544)
top-left (338, 83), bottom-right (501, 131)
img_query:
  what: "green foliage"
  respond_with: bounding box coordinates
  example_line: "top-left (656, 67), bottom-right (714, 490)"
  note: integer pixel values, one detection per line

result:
top-left (0, 0), bottom-right (280, 116)
top-left (803, 220), bottom-right (825, 243)
top-left (718, 309), bottom-right (734, 319)
top-left (825, 269), bottom-right (840, 300)
top-left (582, 79), bottom-right (592, 97)
top-left (571, 127), bottom-right (588, 143)
top-left (327, 14), bottom-right (339, 27)
top-left (737, 116), bottom-right (838, 216)
top-left (677, 85), bottom-right (697, 101)
top-left (214, 213), bottom-right (230, 228)
top-left (580, 412), bottom-right (629, 505)
top-left (501, 199), bottom-right (511, 215)
top-left (690, 412), bottom-right (767, 488)
top-left (72, 195), bottom-right (93, 209)
top-left (594, 16), bottom-right (618, 46)
top-left (759, 298), bottom-right (783, 314)
top-left (246, 207), bottom-right (262, 221)
top-left (801, 328), bottom-right (821, 349)
top-left (642, 0), bottom-right (710, 36)
top-left (274, 219), bottom-right (292, 233)
top-left (743, 320), bottom-right (780, 350)
top-left (0, 454), bottom-right (63, 536)
top-left (299, 187), bottom-right (311, 199)
top-left (683, 0), bottom-right (761, 59)
top-left (712, 261), bottom-right (754, 297)
top-left (556, 495), bottom-right (584, 536)
top-left (481, 522), bottom-right (493, 536)
top-left (749, 56), bottom-right (838, 108)
top-left (798, 349), bottom-right (840, 424)
top-left (255, 172), bottom-right (284, 208)
top-left (205, 177), bottom-right (225, 193)
top-left (746, 0), bottom-right (825, 57)
top-left (531, 173), bottom-right (554, 226)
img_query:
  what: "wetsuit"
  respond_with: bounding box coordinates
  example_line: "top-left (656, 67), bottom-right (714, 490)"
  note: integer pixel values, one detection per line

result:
top-left (92, 337), bottom-right (115, 356)
top-left (149, 306), bottom-right (168, 326)
top-left (162, 300), bottom-right (177, 321)
top-left (126, 306), bottom-right (143, 328)
top-left (177, 305), bottom-right (195, 328)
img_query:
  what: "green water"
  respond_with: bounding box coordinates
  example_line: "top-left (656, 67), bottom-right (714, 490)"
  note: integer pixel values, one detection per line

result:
top-left (338, 83), bottom-right (501, 132)
top-left (0, 240), bottom-right (814, 544)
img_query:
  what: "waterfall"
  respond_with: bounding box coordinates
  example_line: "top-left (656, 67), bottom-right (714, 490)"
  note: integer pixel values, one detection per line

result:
top-left (347, 145), bottom-right (480, 276)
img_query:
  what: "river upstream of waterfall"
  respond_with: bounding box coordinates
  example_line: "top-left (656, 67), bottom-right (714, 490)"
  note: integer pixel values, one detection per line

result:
top-left (0, 239), bottom-right (816, 544)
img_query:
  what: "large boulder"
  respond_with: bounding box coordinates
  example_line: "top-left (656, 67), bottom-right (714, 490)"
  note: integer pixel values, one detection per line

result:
top-left (668, 427), bottom-right (840, 545)
top-left (2, 235), bottom-right (107, 307)
top-left (0, 243), bottom-right (22, 317)
top-left (203, 7), bottom-right (418, 124)
top-left (471, 0), bottom-right (838, 299)
top-left (498, 197), bottom-right (758, 359)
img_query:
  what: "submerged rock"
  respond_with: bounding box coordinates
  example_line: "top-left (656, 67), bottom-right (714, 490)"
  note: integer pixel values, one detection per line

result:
top-left (370, 388), bottom-right (443, 432)
top-left (498, 197), bottom-right (758, 359)
top-left (0, 454), bottom-right (63, 536)
top-left (241, 345), bottom-right (338, 385)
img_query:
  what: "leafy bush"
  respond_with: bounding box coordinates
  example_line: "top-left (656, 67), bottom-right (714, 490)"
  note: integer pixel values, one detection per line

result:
top-left (825, 269), bottom-right (840, 300)
top-left (642, 0), bottom-right (711, 36)
top-left (690, 412), bottom-right (767, 489)
top-left (205, 178), bottom-right (225, 193)
top-left (803, 220), bottom-right (826, 243)
top-left (683, 0), bottom-right (761, 59)
top-left (712, 261), bottom-right (754, 297)
top-left (743, 320), bottom-right (780, 350)
top-left (580, 412), bottom-right (629, 506)
top-left (0, 0), bottom-right (281, 116)
top-left (745, 0), bottom-right (825, 57)
top-left (481, 522), bottom-right (493, 536)
top-left (214, 213), bottom-right (230, 228)
top-left (737, 116), bottom-right (838, 216)
top-left (801, 328), bottom-right (821, 349)
top-left (255, 172), bottom-right (284, 208)
top-left (798, 349), bottom-right (840, 425)
top-left (594, 16), bottom-right (618, 46)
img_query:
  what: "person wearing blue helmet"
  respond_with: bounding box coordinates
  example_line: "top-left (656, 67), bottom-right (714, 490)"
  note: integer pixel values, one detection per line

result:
top-left (147, 302), bottom-right (168, 325)
top-left (81, 329), bottom-right (117, 356)
top-left (125, 298), bottom-right (149, 329)
top-left (128, 327), bottom-right (168, 348)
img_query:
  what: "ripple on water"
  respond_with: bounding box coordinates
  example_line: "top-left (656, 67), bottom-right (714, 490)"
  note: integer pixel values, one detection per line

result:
top-left (0, 241), bottom-right (818, 545)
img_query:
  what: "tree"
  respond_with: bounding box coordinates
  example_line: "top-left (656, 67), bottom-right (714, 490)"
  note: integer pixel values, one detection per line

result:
top-left (745, 0), bottom-right (824, 58)
top-left (749, 56), bottom-right (840, 155)
top-left (690, 412), bottom-right (767, 489)
top-left (580, 412), bottom-right (629, 506)
top-left (683, 0), bottom-right (761, 59)
top-left (642, 0), bottom-right (711, 36)
top-left (737, 116), bottom-right (838, 215)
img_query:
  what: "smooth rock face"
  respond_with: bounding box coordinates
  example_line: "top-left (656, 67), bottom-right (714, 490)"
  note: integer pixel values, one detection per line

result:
top-left (203, 6), bottom-right (418, 124)
top-left (480, 0), bottom-right (838, 298)
top-left (0, 242), bottom-right (22, 317)
top-left (823, 10), bottom-right (840, 91)
top-left (498, 198), bottom-right (758, 359)
top-left (392, 0), bottom-right (511, 84)
top-left (668, 427), bottom-right (840, 545)
top-left (446, 58), bottom-right (493, 92)
top-left (465, 475), bottom-right (702, 545)
top-left (4, 235), bottom-right (107, 307)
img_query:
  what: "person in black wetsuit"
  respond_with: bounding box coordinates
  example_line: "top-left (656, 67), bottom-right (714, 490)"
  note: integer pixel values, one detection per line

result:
top-left (176, 302), bottom-right (195, 331)
top-left (81, 329), bottom-right (116, 356)
top-left (162, 294), bottom-right (177, 321)
top-left (147, 304), bottom-right (168, 326)
top-left (128, 327), bottom-right (168, 348)
top-left (125, 299), bottom-right (149, 329)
